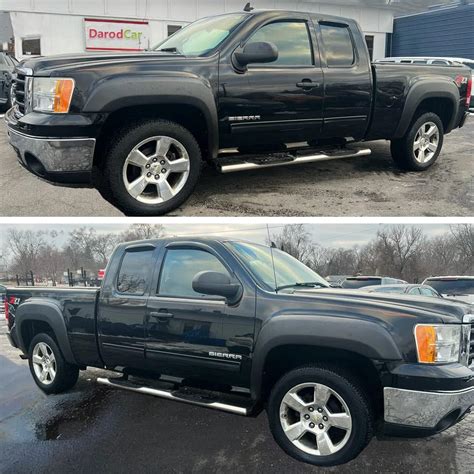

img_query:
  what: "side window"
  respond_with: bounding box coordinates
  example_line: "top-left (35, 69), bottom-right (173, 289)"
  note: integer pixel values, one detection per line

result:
top-left (158, 248), bottom-right (230, 298)
top-left (408, 287), bottom-right (421, 295)
top-left (319, 23), bottom-right (354, 67)
top-left (117, 249), bottom-right (154, 295)
top-left (420, 287), bottom-right (435, 297)
top-left (248, 21), bottom-right (313, 66)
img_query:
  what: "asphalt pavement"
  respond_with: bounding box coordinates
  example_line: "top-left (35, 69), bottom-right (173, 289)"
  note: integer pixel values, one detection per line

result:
top-left (1, 319), bottom-right (473, 474)
top-left (0, 118), bottom-right (473, 217)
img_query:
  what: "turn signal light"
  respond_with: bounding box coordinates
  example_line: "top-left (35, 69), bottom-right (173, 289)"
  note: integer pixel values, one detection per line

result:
top-left (414, 325), bottom-right (436, 363)
top-left (414, 324), bottom-right (461, 364)
top-left (53, 79), bottom-right (75, 113)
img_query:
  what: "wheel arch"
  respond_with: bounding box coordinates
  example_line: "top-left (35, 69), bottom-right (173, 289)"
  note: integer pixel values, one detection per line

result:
top-left (84, 75), bottom-right (219, 161)
top-left (251, 315), bottom-right (402, 404)
top-left (394, 79), bottom-right (460, 138)
top-left (15, 299), bottom-right (78, 365)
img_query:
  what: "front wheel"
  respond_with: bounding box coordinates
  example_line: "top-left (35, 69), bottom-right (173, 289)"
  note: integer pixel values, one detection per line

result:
top-left (390, 112), bottom-right (444, 171)
top-left (102, 119), bottom-right (202, 216)
top-left (267, 365), bottom-right (374, 466)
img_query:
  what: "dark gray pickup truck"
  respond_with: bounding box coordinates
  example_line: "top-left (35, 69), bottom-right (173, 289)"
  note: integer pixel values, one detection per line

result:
top-left (5, 9), bottom-right (472, 215)
top-left (5, 238), bottom-right (474, 466)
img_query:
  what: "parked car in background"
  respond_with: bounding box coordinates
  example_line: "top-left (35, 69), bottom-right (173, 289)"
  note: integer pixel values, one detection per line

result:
top-left (0, 284), bottom-right (6, 316)
top-left (376, 57), bottom-right (474, 110)
top-left (0, 52), bottom-right (18, 112)
top-left (422, 276), bottom-right (474, 305)
top-left (341, 276), bottom-right (407, 289)
top-left (362, 283), bottom-right (442, 298)
top-left (325, 275), bottom-right (351, 287)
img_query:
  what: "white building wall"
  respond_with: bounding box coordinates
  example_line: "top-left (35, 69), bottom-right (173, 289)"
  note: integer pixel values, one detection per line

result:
top-left (1, 0), bottom-right (394, 59)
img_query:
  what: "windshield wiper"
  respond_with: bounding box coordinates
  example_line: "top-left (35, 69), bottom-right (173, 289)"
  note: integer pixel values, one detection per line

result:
top-left (276, 282), bottom-right (326, 292)
top-left (157, 47), bottom-right (183, 54)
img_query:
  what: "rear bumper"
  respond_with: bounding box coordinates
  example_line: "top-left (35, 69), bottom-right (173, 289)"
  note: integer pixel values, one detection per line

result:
top-left (5, 107), bottom-right (95, 184)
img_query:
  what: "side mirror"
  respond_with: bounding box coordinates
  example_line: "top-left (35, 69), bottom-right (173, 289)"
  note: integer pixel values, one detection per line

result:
top-left (192, 271), bottom-right (242, 304)
top-left (233, 41), bottom-right (278, 70)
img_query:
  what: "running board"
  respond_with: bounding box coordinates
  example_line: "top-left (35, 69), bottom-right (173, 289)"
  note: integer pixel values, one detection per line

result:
top-left (97, 377), bottom-right (250, 416)
top-left (217, 147), bottom-right (371, 174)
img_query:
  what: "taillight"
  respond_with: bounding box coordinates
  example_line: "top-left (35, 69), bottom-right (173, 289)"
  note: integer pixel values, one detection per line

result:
top-left (4, 297), bottom-right (9, 321)
top-left (466, 76), bottom-right (472, 107)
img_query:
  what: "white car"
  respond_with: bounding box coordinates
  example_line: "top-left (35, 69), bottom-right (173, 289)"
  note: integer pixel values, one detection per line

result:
top-left (422, 276), bottom-right (474, 305)
top-left (376, 56), bottom-right (474, 109)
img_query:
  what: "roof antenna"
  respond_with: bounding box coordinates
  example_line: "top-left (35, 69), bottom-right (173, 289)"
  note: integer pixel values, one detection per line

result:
top-left (243, 2), bottom-right (254, 12)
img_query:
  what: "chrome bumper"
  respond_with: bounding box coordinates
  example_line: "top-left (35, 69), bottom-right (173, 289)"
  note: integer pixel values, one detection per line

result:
top-left (6, 122), bottom-right (96, 174)
top-left (384, 386), bottom-right (474, 429)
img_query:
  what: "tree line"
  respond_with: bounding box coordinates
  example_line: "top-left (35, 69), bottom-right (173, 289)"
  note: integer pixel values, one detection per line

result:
top-left (270, 224), bottom-right (473, 283)
top-left (2, 224), bottom-right (473, 285)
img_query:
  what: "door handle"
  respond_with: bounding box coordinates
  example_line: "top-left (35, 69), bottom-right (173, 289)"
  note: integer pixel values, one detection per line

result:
top-left (296, 80), bottom-right (320, 90)
top-left (149, 311), bottom-right (174, 319)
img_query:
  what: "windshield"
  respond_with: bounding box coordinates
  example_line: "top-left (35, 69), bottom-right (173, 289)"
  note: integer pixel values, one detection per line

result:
top-left (425, 279), bottom-right (474, 295)
top-left (227, 241), bottom-right (328, 291)
top-left (154, 13), bottom-right (248, 56)
top-left (342, 278), bottom-right (381, 289)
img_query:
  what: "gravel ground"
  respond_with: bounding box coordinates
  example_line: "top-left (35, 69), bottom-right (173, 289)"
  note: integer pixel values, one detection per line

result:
top-left (0, 117), bottom-right (472, 217)
top-left (1, 319), bottom-right (473, 474)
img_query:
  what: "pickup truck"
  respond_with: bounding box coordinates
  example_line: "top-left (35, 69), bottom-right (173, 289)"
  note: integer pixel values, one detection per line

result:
top-left (4, 9), bottom-right (472, 215)
top-left (5, 238), bottom-right (474, 466)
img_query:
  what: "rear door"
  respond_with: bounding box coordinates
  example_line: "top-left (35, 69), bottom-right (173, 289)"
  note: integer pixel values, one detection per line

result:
top-left (144, 242), bottom-right (254, 384)
top-left (312, 18), bottom-right (372, 140)
top-left (97, 244), bottom-right (156, 369)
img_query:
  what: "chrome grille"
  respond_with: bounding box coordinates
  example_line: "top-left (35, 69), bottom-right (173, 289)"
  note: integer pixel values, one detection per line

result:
top-left (13, 72), bottom-right (26, 115)
top-left (469, 324), bottom-right (474, 368)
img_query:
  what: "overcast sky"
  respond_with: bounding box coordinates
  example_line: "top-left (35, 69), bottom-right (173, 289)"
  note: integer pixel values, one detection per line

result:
top-left (0, 223), bottom-right (454, 254)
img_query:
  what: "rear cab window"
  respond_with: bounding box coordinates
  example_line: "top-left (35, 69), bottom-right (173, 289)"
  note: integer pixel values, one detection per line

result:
top-left (117, 249), bottom-right (154, 295)
top-left (318, 21), bottom-right (355, 67)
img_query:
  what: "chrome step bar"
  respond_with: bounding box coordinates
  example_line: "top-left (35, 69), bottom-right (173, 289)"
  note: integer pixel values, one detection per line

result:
top-left (218, 147), bottom-right (371, 174)
top-left (97, 377), bottom-right (249, 416)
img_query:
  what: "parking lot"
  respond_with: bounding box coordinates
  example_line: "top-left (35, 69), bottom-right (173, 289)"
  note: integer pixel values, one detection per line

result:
top-left (1, 319), bottom-right (473, 474)
top-left (0, 118), bottom-right (472, 217)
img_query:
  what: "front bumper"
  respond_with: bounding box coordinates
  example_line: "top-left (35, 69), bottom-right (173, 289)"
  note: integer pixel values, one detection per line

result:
top-left (384, 385), bottom-right (474, 431)
top-left (5, 107), bottom-right (96, 184)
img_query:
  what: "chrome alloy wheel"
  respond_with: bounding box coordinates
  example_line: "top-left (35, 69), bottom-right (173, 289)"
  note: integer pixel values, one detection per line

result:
top-left (32, 342), bottom-right (57, 385)
top-left (122, 135), bottom-right (191, 204)
top-left (413, 121), bottom-right (439, 163)
top-left (279, 382), bottom-right (352, 456)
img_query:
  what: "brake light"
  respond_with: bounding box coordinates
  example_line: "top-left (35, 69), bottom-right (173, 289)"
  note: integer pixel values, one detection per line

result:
top-left (4, 297), bottom-right (9, 321)
top-left (466, 76), bottom-right (472, 107)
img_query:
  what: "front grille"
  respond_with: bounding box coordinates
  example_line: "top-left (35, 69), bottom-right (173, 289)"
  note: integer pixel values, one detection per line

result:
top-left (13, 72), bottom-right (26, 116)
top-left (469, 324), bottom-right (474, 368)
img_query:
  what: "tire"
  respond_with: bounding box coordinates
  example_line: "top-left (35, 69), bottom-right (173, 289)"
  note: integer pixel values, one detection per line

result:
top-left (28, 333), bottom-right (79, 394)
top-left (102, 119), bottom-right (203, 216)
top-left (267, 365), bottom-right (374, 467)
top-left (390, 112), bottom-right (444, 171)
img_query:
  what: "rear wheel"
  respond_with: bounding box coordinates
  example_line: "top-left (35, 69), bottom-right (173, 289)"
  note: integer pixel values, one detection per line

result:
top-left (28, 333), bottom-right (79, 394)
top-left (267, 365), bottom-right (373, 466)
top-left (102, 119), bottom-right (202, 216)
top-left (390, 112), bottom-right (444, 171)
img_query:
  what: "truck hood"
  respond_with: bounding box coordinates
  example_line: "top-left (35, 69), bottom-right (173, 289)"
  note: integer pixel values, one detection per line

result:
top-left (18, 51), bottom-right (190, 76)
top-left (290, 288), bottom-right (471, 323)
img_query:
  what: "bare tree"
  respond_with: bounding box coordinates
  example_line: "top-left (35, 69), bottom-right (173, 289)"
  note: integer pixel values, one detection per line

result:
top-left (270, 224), bottom-right (314, 265)
top-left (450, 224), bottom-right (474, 273)
top-left (122, 224), bottom-right (165, 242)
top-left (7, 229), bottom-right (45, 278)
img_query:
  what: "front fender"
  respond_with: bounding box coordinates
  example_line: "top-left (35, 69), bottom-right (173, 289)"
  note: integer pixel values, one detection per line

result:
top-left (82, 73), bottom-right (219, 158)
top-left (394, 77), bottom-right (460, 137)
top-left (250, 314), bottom-right (403, 401)
top-left (14, 298), bottom-right (77, 365)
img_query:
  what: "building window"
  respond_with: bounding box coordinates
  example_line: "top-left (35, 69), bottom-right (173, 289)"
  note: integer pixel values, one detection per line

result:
top-left (365, 35), bottom-right (374, 61)
top-left (22, 37), bottom-right (41, 56)
top-left (167, 25), bottom-right (182, 37)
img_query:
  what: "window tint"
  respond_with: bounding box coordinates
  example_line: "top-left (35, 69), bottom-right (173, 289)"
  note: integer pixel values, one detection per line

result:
top-left (117, 249), bottom-right (154, 295)
top-left (249, 21), bottom-right (313, 66)
top-left (319, 23), bottom-right (354, 67)
top-left (159, 248), bottom-right (230, 298)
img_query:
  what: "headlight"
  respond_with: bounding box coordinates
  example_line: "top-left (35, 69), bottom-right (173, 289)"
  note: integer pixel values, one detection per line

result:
top-left (32, 77), bottom-right (75, 113)
top-left (414, 324), bottom-right (461, 364)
